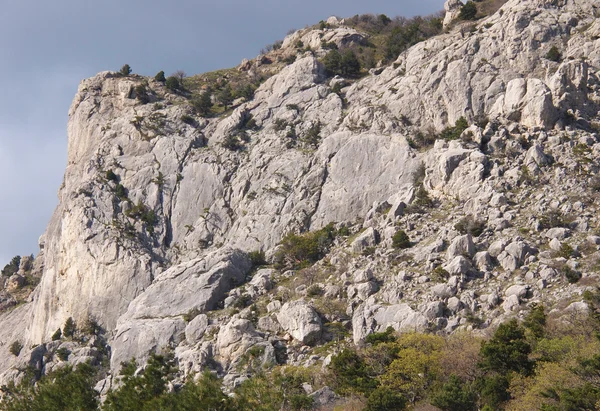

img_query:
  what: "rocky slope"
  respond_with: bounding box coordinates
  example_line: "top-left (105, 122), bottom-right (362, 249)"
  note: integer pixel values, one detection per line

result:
top-left (1, 0), bottom-right (600, 398)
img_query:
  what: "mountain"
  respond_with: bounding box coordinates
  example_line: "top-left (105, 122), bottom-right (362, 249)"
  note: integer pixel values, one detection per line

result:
top-left (1, 0), bottom-right (600, 407)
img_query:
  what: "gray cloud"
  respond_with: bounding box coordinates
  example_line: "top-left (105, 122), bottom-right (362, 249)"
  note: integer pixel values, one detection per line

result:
top-left (0, 0), bottom-right (444, 266)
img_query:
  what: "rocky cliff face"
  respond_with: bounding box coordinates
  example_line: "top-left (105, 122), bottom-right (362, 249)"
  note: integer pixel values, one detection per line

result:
top-left (2, 0), bottom-right (600, 390)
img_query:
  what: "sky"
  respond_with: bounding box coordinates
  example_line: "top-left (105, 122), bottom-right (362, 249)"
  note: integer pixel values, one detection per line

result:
top-left (0, 0), bottom-right (444, 268)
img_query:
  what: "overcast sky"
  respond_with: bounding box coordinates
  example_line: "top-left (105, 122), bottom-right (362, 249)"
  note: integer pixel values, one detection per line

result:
top-left (0, 0), bottom-right (443, 268)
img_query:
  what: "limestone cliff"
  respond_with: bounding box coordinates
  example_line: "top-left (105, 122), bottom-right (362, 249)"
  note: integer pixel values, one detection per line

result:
top-left (1, 0), bottom-right (600, 391)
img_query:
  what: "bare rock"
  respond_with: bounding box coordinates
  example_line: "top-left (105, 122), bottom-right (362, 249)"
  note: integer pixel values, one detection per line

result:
top-left (447, 234), bottom-right (476, 260)
top-left (276, 301), bottom-right (322, 345)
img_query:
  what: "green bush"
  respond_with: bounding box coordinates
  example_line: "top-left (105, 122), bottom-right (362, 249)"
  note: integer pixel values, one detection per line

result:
top-left (322, 49), bottom-right (361, 77)
top-left (329, 349), bottom-right (377, 395)
top-left (154, 70), bottom-right (166, 82)
top-left (538, 210), bottom-right (572, 229)
top-left (119, 64), bottom-right (132, 76)
top-left (114, 184), bottom-right (128, 201)
top-left (563, 266), bottom-right (581, 284)
top-left (181, 114), bottom-right (195, 125)
top-left (57, 347), bottom-right (70, 361)
top-left (459, 2), bottom-right (478, 20)
top-left (440, 117), bottom-right (469, 141)
top-left (454, 215), bottom-right (486, 237)
top-left (1, 256), bottom-right (20, 277)
top-left (192, 91), bottom-right (213, 116)
top-left (165, 76), bottom-right (179, 91)
top-left (306, 285), bottom-right (325, 297)
top-left (366, 386), bottom-right (407, 411)
top-left (431, 375), bottom-right (476, 411)
top-left (216, 85), bottom-right (234, 109)
top-left (479, 319), bottom-right (533, 375)
top-left (51, 328), bottom-right (62, 341)
top-left (392, 230), bottom-right (411, 249)
top-left (9, 341), bottom-right (22, 357)
top-left (63, 317), bottom-right (76, 339)
top-left (134, 84), bottom-right (149, 104)
top-left (125, 201), bottom-right (158, 232)
top-left (274, 223), bottom-right (337, 269)
top-left (106, 169), bottom-right (119, 182)
top-left (248, 250), bottom-right (267, 267)
top-left (1, 363), bottom-right (99, 410)
top-left (365, 326), bottom-right (396, 345)
top-left (545, 46), bottom-right (562, 62)
top-left (523, 303), bottom-right (546, 339)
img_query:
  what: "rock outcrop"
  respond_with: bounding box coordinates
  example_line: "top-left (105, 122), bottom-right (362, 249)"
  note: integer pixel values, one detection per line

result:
top-left (1, 0), bottom-right (600, 390)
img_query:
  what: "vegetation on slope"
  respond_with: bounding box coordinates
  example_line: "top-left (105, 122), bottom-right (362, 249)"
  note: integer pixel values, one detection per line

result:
top-left (3, 296), bottom-right (600, 410)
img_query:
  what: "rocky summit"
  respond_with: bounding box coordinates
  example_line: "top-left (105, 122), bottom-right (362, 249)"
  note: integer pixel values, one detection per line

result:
top-left (2, 0), bottom-right (600, 409)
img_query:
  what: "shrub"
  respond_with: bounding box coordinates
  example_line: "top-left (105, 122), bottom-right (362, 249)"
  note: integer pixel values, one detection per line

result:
top-left (114, 183), bottom-right (128, 201)
top-left (106, 169), bottom-right (119, 182)
top-left (340, 50), bottom-right (361, 76)
top-left (366, 386), bottom-right (407, 411)
top-left (454, 215), bottom-right (486, 237)
top-left (392, 230), bottom-right (411, 249)
top-left (216, 85), bottom-right (234, 109)
top-left (563, 266), bottom-right (581, 284)
top-left (459, 2), bottom-right (478, 20)
top-left (181, 114), bottom-right (195, 125)
top-left (1, 363), bottom-right (99, 410)
top-left (306, 285), bottom-right (325, 297)
top-left (165, 76), bottom-right (180, 91)
top-left (322, 49), bottom-right (361, 77)
top-left (545, 46), bottom-right (562, 62)
top-left (365, 326), bottom-right (396, 345)
top-left (538, 210), bottom-right (571, 229)
top-left (63, 317), bottom-right (76, 339)
top-left (125, 201), bottom-right (158, 232)
top-left (558, 242), bottom-right (576, 259)
top-left (440, 117), bottom-right (469, 141)
top-left (134, 84), bottom-right (149, 104)
top-left (222, 134), bottom-right (243, 151)
top-left (51, 328), bottom-right (62, 341)
top-left (431, 266), bottom-right (450, 282)
top-left (523, 303), bottom-right (546, 339)
top-left (82, 316), bottom-right (102, 336)
top-left (479, 319), bottom-right (533, 375)
top-left (322, 50), bottom-right (342, 76)
top-left (329, 349), bottom-right (377, 395)
top-left (301, 122), bottom-right (321, 148)
top-left (192, 91), bottom-right (212, 116)
top-left (119, 64), bottom-right (132, 76)
top-left (57, 347), bottom-right (70, 361)
top-left (431, 375), bottom-right (476, 411)
top-left (9, 341), bottom-right (22, 356)
top-left (154, 70), bottom-right (166, 82)
top-left (1, 255), bottom-right (20, 277)
top-left (274, 223), bottom-right (337, 269)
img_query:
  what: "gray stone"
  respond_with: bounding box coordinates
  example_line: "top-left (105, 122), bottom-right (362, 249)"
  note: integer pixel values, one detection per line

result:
top-left (446, 234), bottom-right (476, 260)
top-left (350, 227), bottom-right (379, 253)
top-left (185, 314), bottom-right (209, 345)
top-left (276, 301), bottom-right (322, 345)
top-left (444, 256), bottom-right (472, 276)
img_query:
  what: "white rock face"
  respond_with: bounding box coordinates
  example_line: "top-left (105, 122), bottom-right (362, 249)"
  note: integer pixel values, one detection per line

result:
top-left (110, 248), bottom-right (250, 371)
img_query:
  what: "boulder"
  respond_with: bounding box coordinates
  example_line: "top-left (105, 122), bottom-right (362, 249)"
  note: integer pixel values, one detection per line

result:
top-left (350, 227), bottom-right (379, 253)
top-left (276, 301), bottom-right (322, 345)
top-left (446, 234), bottom-right (476, 260)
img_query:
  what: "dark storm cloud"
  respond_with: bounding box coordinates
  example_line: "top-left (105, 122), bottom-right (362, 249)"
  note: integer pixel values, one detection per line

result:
top-left (0, 0), bottom-right (444, 266)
